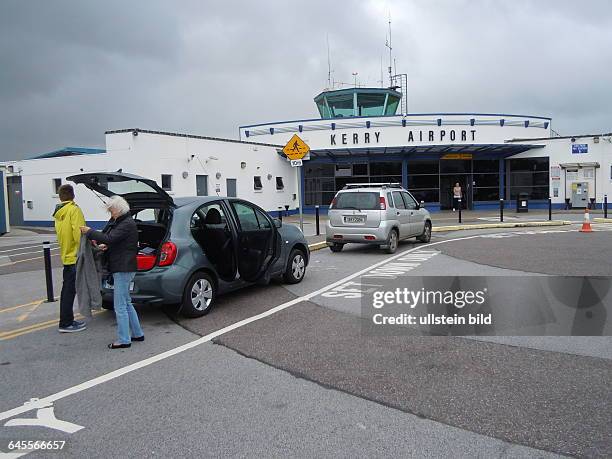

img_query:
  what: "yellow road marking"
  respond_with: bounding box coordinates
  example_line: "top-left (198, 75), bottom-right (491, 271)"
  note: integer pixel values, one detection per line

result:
top-left (0, 299), bottom-right (46, 314)
top-left (17, 301), bottom-right (42, 322)
top-left (0, 310), bottom-right (106, 341)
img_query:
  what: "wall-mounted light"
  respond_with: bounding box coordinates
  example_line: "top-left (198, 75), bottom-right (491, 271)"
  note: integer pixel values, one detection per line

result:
top-left (594, 137), bottom-right (600, 144)
top-left (182, 171), bottom-right (189, 179)
top-left (241, 162), bottom-right (247, 169)
top-left (267, 174), bottom-right (273, 180)
top-left (571, 137), bottom-right (576, 143)
top-left (215, 172), bottom-right (221, 179)
top-left (132, 130), bottom-right (138, 136)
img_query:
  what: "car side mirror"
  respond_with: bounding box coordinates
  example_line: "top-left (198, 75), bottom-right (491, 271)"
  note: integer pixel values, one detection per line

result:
top-left (273, 218), bottom-right (282, 228)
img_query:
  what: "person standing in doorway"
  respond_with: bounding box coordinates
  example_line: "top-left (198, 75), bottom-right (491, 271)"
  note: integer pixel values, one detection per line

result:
top-left (53, 184), bottom-right (87, 333)
top-left (81, 196), bottom-right (144, 349)
top-left (452, 182), bottom-right (462, 212)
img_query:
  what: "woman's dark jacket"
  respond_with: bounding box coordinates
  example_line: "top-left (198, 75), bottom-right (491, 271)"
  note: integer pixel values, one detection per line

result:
top-left (86, 213), bottom-right (138, 273)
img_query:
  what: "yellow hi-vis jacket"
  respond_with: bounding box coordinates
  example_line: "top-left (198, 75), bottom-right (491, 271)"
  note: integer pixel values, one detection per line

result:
top-left (53, 200), bottom-right (86, 265)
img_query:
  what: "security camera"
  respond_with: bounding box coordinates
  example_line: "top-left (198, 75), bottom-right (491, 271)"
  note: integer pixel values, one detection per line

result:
top-left (571, 137), bottom-right (576, 142)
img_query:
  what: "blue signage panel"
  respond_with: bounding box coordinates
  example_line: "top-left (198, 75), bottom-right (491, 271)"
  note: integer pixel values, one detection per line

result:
top-left (572, 144), bottom-right (588, 154)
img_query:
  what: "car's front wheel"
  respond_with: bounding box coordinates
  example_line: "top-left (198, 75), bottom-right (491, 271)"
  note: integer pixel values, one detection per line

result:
top-left (283, 248), bottom-right (306, 284)
top-left (181, 272), bottom-right (216, 318)
top-left (417, 221), bottom-right (432, 243)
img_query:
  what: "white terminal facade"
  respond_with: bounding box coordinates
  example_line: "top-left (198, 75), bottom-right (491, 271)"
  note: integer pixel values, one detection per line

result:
top-left (1, 86), bottom-right (611, 227)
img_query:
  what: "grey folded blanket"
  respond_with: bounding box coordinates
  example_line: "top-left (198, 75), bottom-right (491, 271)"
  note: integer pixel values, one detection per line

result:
top-left (76, 234), bottom-right (104, 317)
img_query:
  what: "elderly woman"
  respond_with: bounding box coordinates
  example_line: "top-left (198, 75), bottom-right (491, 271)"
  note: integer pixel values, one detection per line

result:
top-left (80, 195), bottom-right (144, 349)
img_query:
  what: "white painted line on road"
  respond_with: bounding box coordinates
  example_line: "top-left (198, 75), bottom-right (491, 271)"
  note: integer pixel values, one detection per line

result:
top-left (0, 244), bottom-right (58, 255)
top-left (5, 248), bottom-right (60, 258)
top-left (0, 225), bottom-right (588, 422)
top-left (0, 236), bottom-right (481, 422)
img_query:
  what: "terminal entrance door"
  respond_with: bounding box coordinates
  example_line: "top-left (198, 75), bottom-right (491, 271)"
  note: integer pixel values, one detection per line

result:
top-left (440, 159), bottom-right (473, 210)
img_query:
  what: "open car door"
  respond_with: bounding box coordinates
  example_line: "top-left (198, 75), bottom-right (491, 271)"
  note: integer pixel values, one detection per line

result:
top-left (66, 172), bottom-right (174, 210)
top-left (229, 200), bottom-right (280, 282)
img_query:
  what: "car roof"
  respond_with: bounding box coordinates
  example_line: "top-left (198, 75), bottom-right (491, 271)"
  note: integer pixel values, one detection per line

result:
top-left (173, 196), bottom-right (229, 207)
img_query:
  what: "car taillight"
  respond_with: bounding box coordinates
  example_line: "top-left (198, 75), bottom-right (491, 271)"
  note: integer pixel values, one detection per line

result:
top-left (158, 241), bottom-right (177, 266)
top-left (379, 196), bottom-right (386, 210)
top-left (137, 254), bottom-right (156, 271)
top-left (330, 197), bottom-right (337, 209)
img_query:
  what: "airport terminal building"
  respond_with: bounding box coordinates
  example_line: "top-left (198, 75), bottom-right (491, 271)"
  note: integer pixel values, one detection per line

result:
top-left (1, 86), bottom-right (611, 228)
top-left (241, 87), bottom-right (611, 212)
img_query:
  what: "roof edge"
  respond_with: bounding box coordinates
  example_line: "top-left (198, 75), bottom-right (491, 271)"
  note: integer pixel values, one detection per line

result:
top-left (105, 128), bottom-right (283, 148)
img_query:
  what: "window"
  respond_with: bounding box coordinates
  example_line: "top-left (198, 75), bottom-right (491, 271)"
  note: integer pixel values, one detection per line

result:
top-left (392, 191), bottom-right (406, 209)
top-left (253, 176), bottom-right (263, 191)
top-left (334, 192), bottom-right (380, 210)
top-left (387, 192), bottom-right (394, 208)
top-left (508, 157), bottom-right (549, 200)
top-left (402, 192), bottom-right (418, 210)
top-left (161, 174), bottom-right (172, 191)
top-left (191, 203), bottom-right (226, 230)
top-left (52, 178), bottom-right (62, 194)
top-left (232, 202), bottom-right (271, 230)
top-left (275, 177), bottom-right (284, 190)
top-left (352, 163), bottom-right (368, 176)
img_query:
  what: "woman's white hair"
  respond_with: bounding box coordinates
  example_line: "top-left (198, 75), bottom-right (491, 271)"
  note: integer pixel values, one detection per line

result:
top-left (105, 195), bottom-right (130, 216)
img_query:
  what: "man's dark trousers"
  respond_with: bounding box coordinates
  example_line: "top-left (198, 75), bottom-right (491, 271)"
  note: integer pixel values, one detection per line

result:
top-left (59, 264), bottom-right (76, 328)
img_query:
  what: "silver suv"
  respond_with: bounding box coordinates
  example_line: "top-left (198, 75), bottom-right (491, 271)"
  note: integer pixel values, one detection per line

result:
top-left (326, 183), bottom-right (432, 253)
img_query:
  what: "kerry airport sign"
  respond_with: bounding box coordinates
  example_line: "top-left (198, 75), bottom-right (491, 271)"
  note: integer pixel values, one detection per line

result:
top-left (329, 128), bottom-right (478, 147)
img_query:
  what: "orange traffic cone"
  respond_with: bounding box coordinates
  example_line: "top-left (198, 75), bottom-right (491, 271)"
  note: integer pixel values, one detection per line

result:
top-left (580, 208), bottom-right (593, 233)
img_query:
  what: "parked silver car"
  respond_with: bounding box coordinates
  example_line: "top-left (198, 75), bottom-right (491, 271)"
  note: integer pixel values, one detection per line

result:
top-left (326, 183), bottom-right (432, 253)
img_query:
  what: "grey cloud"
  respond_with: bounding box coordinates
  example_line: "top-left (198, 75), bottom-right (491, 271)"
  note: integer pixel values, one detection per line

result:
top-left (0, 0), bottom-right (610, 160)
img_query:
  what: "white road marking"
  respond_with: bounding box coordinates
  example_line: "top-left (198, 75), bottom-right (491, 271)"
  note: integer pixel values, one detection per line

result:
top-left (0, 244), bottom-right (59, 255)
top-left (0, 225), bottom-right (606, 423)
top-left (5, 402), bottom-right (83, 433)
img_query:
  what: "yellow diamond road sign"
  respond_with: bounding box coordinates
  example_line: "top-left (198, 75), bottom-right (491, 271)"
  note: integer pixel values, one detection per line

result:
top-left (282, 134), bottom-right (310, 161)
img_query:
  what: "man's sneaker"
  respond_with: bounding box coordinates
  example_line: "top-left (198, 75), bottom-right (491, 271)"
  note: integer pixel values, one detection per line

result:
top-left (58, 321), bottom-right (87, 333)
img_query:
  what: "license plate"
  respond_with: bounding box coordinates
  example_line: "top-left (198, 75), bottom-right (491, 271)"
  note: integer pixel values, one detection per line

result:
top-left (104, 280), bottom-right (135, 292)
top-left (344, 215), bottom-right (365, 224)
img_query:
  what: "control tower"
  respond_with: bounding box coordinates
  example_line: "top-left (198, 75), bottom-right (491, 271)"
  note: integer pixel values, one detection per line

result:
top-left (314, 87), bottom-right (402, 119)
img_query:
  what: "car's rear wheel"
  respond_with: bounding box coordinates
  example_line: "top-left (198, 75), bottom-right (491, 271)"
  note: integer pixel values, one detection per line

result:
top-left (417, 221), bottom-right (432, 243)
top-left (283, 248), bottom-right (306, 284)
top-left (384, 229), bottom-right (399, 254)
top-left (181, 272), bottom-right (216, 318)
top-left (329, 243), bottom-right (344, 253)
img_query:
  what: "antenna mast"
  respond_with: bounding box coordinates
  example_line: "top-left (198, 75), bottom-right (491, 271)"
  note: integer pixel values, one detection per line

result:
top-left (385, 13), bottom-right (393, 87)
top-left (326, 34), bottom-right (332, 89)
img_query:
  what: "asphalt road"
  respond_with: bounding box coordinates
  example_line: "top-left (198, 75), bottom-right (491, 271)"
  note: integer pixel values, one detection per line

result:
top-left (1, 224), bottom-right (611, 457)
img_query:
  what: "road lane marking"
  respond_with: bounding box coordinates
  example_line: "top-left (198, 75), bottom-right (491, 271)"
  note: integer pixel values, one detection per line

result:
top-left (8, 248), bottom-right (60, 258)
top-left (0, 225), bottom-right (601, 422)
top-left (0, 236), bottom-right (483, 423)
top-left (0, 311), bottom-right (104, 341)
top-left (0, 244), bottom-right (58, 255)
top-left (16, 303), bottom-right (42, 323)
top-left (0, 300), bottom-right (45, 314)
top-left (1, 253), bottom-right (61, 266)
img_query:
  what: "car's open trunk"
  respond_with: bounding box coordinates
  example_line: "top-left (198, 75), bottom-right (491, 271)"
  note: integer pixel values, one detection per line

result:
top-left (134, 208), bottom-right (171, 271)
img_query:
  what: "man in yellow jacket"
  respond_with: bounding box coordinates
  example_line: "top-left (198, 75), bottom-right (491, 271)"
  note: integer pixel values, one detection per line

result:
top-left (53, 184), bottom-right (87, 333)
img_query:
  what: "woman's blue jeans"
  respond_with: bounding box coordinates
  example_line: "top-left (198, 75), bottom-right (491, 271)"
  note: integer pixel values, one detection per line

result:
top-left (113, 272), bottom-right (144, 344)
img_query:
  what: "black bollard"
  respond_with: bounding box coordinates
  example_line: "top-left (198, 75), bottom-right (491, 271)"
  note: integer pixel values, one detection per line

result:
top-left (278, 207), bottom-right (283, 222)
top-left (458, 198), bottom-right (462, 224)
top-left (548, 197), bottom-right (552, 221)
top-left (500, 199), bottom-right (504, 222)
top-left (43, 241), bottom-right (54, 303)
top-left (315, 205), bottom-right (320, 236)
top-left (605, 195), bottom-right (608, 219)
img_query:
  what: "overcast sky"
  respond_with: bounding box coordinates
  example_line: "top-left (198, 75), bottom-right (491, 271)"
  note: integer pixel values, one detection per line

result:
top-left (1, 0), bottom-right (611, 160)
